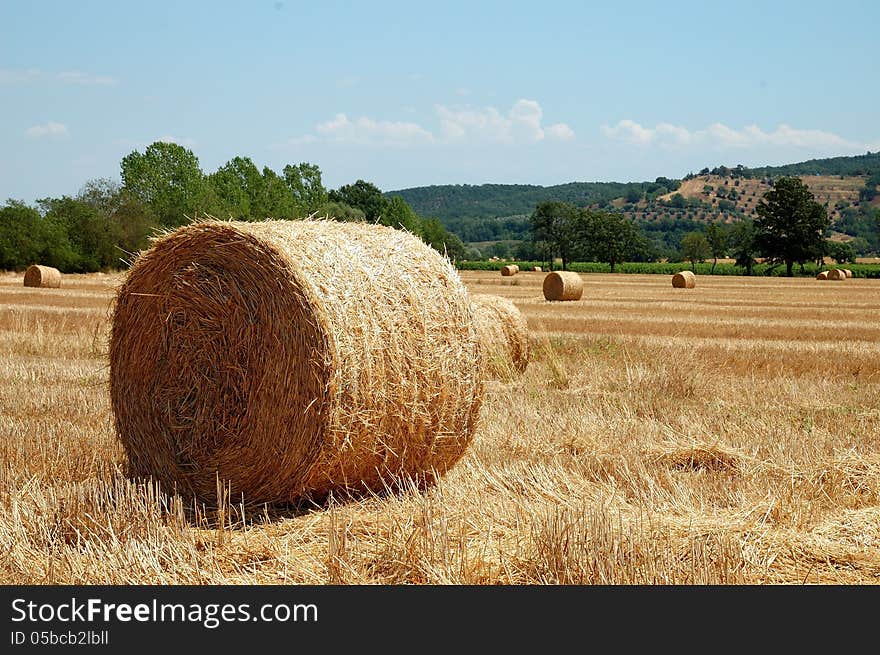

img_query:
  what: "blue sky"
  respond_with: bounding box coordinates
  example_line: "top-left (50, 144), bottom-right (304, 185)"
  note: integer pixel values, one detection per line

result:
top-left (2, 0), bottom-right (878, 203)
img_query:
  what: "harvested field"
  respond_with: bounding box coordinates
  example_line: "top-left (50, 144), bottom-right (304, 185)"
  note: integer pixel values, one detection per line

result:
top-left (2, 269), bottom-right (880, 584)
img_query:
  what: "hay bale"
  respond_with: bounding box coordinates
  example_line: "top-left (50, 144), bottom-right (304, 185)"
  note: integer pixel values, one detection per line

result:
top-left (542, 271), bottom-right (583, 301)
top-left (470, 294), bottom-right (530, 378)
top-left (828, 269), bottom-right (847, 280)
top-left (109, 219), bottom-right (484, 503)
top-left (532, 266), bottom-right (542, 272)
top-left (842, 268), bottom-right (853, 278)
top-left (672, 270), bottom-right (696, 288)
top-left (816, 271), bottom-right (830, 280)
top-left (500, 264), bottom-right (519, 276)
top-left (23, 264), bottom-right (61, 288)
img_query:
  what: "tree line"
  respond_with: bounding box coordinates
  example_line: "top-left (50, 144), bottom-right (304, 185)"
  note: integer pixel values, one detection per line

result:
top-left (0, 141), bottom-right (467, 273)
top-left (527, 177), bottom-right (865, 276)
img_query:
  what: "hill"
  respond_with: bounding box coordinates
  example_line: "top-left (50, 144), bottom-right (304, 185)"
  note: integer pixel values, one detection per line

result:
top-left (387, 152), bottom-right (880, 255)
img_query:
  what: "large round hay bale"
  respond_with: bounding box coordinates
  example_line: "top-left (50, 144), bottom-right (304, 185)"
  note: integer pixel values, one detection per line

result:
top-left (500, 264), bottom-right (519, 276)
top-left (109, 219), bottom-right (484, 503)
top-left (672, 270), bottom-right (696, 288)
top-left (816, 271), bottom-right (829, 280)
top-left (828, 269), bottom-right (847, 280)
top-left (542, 271), bottom-right (583, 301)
top-left (23, 264), bottom-right (61, 288)
top-left (842, 268), bottom-right (853, 278)
top-left (470, 294), bottom-right (530, 378)
top-left (532, 266), bottom-right (542, 272)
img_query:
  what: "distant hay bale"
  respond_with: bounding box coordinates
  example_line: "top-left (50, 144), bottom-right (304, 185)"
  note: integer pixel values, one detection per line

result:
top-left (109, 219), bottom-right (484, 504)
top-left (816, 271), bottom-right (830, 280)
top-left (542, 271), bottom-right (583, 301)
top-left (828, 269), bottom-right (847, 280)
top-left (470, 294), bottom-right (530, 378)
top-left (842, 268), bottom-right (853, 278)
top-left (23, 264), bottom-right (61, 288)
top-left (532, 266), bottom-right (542, 272)
top-left (672, 270), bottom-right (696, 288)
top-left (500, 264), bottom-right (519, 276)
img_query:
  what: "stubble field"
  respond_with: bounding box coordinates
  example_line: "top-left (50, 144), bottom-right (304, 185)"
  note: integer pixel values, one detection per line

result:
top-left (1, 269), bottom-right (879, 584)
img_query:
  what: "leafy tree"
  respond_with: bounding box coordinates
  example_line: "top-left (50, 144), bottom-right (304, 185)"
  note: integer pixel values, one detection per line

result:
top-left (258, 166), bottom-right (299, 219)
top-left (579, 210), bottom-right (646, 272)
top-left (76, 178), bottom-right (157, 263)
top-left (730, 219), bottom-right (758, 275)
top-left (755, 177), bottom-right (830, 276)
top-left (0, 200), bottom-right (74, 270)
top-left (420, 218), bottom-right (467, 261)
top-left (329, 180), bottom-right (388, 222)
top-left (121, 141), bottom-right (218, 227)
top-left (704, 223), bottom-right (729, 273)
top-left (382, 195), bottom-right (423, 233)
top-left (826, 240), bottom-right (856, 264)
top-left (316, 201), bottom-right (365, 223)
top-left (283, 163), bottom-right (328, 214)
top-left (209, 156), bottom-right (265, 219)
top-left (681, 231), bottom-right (711, 271)
top-left (530, 201), bottom-right (578, 270)
top-left (40, 197), bottom-right (121, 272)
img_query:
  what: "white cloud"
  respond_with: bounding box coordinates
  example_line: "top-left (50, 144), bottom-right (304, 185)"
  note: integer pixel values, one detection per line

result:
top-left (436, 99), bottom-right (574, 144)
top-left (157, 135), bottom-right (197, 147)
top-left (0, 68), bottom-right (116, 85)
top-left (601, 119), bottom-right (868, 152)
top-left (275, 99), bottom-right (575, 149)
top-left (25, 121), bottom-right (69, 138)
top-left (314, 113), bottom-right (435, 146)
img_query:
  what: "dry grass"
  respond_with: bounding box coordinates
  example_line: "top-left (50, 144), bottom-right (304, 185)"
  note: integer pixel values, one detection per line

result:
top-left (1, 269), bottom-right (879, 584)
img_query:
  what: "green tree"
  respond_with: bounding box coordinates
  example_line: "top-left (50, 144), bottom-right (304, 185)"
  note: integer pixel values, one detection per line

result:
top-left (41, 197), bottom-right (120, 272)
top-left (579, 210), bottom-right (645, 273)
top-left (383, 195), bottom-right (423, 234)
top-left (329, 180), bottom-right (388, 222)
top-left (0, 200), bottom-right (74, 270)
top-left (704, 223), bottom-right (729, 273)
top-left (76, 178), bottom-right (157, 263)
top-left (120, 141), bottom-right (218, 227)
top-left (755, 177), bottom-right (830, 276)
top-left (420, 218), bottom-right (467, 260)
top-left (730, 219), bottom-right (758, 275)
top-left (316, 201), bottom-right (366, 223)
top-left (258, 166), bottom-right (299, 219)
top-left (209, 156), bottom-right (265, 219)
top-left (826, 240), bottom-right (856, 264)
top-left (283, 163), bottom-right (328, 214)
top-left (530, 201), bottom-right (578, 270)
top-left (681, 231), bottom-right (711, 271)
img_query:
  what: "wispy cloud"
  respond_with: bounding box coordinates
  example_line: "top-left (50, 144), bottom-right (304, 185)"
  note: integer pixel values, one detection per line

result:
top-left (601, 119), bottom-right (869, 152)
top-left (274, 99), bottom-right (575, 149)
top-left (25, 121), bottom-right (69, 138)
top-left (0, 68), bottom-right (116, 85)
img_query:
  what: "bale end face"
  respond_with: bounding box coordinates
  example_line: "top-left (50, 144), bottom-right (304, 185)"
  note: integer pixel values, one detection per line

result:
top-left (842, 269), bottom-right (853, 278)
top-left (816, 271), bottom-right (829, 280)
top-left (470, 294), bottom-right (530, 379)
top-left (542, 271), bottom-right (583, 301)
top-left (672, 271), bottom-right (696, 288)
top-left (500, 264), bottom-right (520, 276)
top-left (828, 269), bottom-right (847, 281)
top-left (23, 264), bottom-right (62, 288)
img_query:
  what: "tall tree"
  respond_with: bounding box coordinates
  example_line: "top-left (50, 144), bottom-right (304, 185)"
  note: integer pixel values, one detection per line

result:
top-left (283, 163), bottom-right (328, 214)
top-left (579, 210), bottom-right (645, 273)
top-left (329, 180), bottom-right (388, 222)
top-left (755, 177), bottom-right (830, 276)
top-left (681, 231), bottom-right (711, 271)
top-left (120, 141), bottom-right (217, 227)
top-left (704, 223), bottom-right (729, 273)
top-left (530, 201), bottom-right (578, 270)
top-left (730, 219), bottom-right (758, 275)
